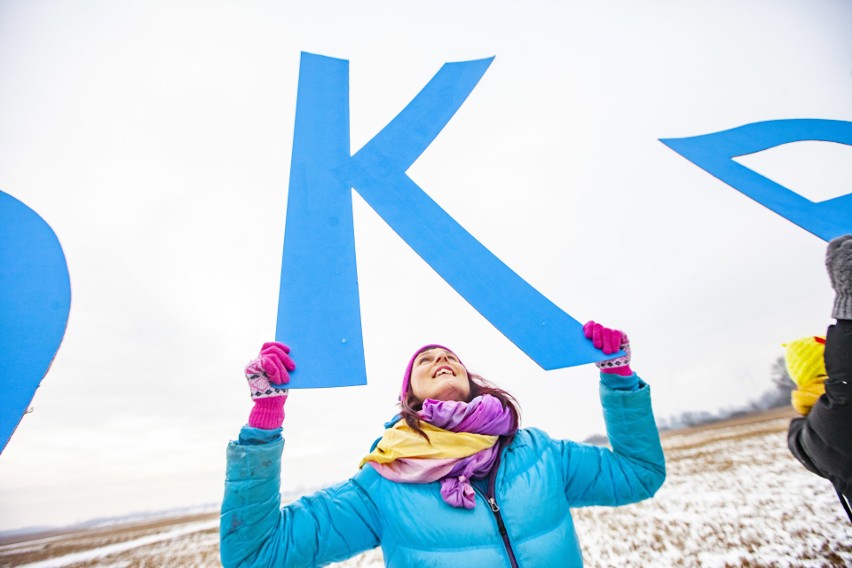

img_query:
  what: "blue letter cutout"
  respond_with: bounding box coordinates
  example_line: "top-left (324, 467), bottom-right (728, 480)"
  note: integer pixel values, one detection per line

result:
top-left (277, 53), bottom-right (608, 389)
top-left (1, 190), bottom-right (71, 453)
top-left (661, 119), bottom-right (852, 242)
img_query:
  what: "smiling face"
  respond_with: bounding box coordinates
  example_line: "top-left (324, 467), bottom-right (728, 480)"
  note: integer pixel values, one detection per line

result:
top-left (408, 347), bottom-right (471, 403)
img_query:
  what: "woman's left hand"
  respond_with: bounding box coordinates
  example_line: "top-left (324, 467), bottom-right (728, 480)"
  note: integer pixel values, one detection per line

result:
top-left (583, 320), bottom-right (632, 376)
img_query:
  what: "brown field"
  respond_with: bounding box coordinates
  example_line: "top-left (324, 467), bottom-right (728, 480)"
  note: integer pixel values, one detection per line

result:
top-left (0, 512), bottom-right (219, 567)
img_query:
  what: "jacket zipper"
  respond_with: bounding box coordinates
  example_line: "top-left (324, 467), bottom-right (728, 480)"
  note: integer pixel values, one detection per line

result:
top-left (475, 440), bottom-right (520, 568)
top-left (487, 492), bottom-right (519, 568)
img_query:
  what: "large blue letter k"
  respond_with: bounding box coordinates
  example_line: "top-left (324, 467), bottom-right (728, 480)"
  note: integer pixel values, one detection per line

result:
top-left (277, 52), bottom-right (606, 388)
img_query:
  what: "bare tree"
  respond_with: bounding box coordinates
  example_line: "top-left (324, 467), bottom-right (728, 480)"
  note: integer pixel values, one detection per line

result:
top-left (764, 355), bottom-right (794, 409)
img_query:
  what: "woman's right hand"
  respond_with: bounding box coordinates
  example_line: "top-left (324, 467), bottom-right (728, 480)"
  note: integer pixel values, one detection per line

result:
top-left (583, 321), bottom-right (632, 375)
top-left (244, 342), bottom-right (296, 429)
top-left (245, 342), bottom-right (295, 394)
top-left (583, 321), bottom-right (639, 391)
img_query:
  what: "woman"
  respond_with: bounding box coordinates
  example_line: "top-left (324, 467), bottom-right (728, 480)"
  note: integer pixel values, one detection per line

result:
top-left (221, 321), bottom-right (665, 567)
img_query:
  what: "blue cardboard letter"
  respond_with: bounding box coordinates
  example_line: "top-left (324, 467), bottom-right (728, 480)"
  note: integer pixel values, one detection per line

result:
top-left (0, 190), bottom-right (71, 453)
top-left (278, 53), bottom-right (607, 388)
top-left (661, 119), bottom-right (852, 241)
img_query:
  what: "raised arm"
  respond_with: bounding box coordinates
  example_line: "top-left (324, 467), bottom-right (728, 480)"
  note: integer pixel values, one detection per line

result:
top-left (219, 343), bottom-right (381, 567)
top-left (561, 322), bottom-right (666, 506)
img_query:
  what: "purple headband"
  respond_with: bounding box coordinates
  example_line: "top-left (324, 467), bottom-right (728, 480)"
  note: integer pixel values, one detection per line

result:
top-left (400, 344), bottom-right (464, 400)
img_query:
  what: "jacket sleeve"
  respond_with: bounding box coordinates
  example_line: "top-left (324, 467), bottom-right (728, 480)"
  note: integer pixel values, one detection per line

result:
top-left (787, 320), bottom-right (852, 496)
top-left (220, 426), bottom-right (381, 568)
top-left (561, 376), bottom-right (666, 507)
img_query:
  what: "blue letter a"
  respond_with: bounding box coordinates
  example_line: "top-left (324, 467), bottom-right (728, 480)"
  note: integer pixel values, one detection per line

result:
top-left (277, 52), bottom-right (605, 388)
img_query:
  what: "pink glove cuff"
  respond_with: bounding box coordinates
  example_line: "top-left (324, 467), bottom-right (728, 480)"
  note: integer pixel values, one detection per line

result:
top-left (598, 341), bottom-right (632, 376)
top-left (248, 396), bottom-right (287, 429)
top-left (584, 320), bottom-right (633, 376)
top-left (599, 361), bottom-right (633, 376)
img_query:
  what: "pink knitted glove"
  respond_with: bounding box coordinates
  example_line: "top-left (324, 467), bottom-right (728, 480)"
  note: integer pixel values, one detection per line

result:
top-left (583, 320), bottom-right (632, 376)
top-left (245, 342), bottom-right (296, 429)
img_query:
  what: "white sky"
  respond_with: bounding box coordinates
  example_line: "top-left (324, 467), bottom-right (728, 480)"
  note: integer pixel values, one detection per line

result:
top-left (1, 0), bottom-right (851, 531)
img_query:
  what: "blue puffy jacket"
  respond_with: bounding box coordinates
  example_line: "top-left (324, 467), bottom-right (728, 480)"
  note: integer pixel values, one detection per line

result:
top-left (221, 380), bottom-right (665, 567)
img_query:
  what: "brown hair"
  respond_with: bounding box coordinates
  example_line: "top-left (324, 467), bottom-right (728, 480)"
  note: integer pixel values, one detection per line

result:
top-left (399, 373), bottom-right (521, 442)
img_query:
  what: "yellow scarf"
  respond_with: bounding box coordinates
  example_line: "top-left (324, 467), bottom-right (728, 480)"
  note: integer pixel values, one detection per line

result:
top-left (791, 381), bottom-right (826, 416)
top-left (360, 421), bottom-right (497, 467)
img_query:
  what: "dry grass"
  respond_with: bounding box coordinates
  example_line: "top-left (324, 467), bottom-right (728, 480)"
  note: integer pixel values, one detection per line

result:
top-left (0, 513), bottom-right (218, 568)
top-left (573, 407), bottom-right (852, 567)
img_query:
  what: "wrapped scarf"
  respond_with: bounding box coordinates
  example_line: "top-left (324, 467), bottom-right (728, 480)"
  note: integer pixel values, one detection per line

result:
top-left (360, 394), bottom-right (515, 509)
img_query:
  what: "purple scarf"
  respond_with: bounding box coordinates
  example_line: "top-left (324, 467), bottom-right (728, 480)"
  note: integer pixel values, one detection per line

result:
top-left (419, 395), bottom-right (515, 508)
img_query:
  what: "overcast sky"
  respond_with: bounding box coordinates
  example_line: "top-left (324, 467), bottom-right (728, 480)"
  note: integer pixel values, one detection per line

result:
top-left (1, 0), bottom-right (850, 531)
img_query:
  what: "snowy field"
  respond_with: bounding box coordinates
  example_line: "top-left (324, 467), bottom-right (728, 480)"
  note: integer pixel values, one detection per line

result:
top-left (2, 408), bottom-right (850, 567)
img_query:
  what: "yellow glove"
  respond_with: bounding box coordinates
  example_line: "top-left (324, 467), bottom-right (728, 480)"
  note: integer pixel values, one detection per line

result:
top-left (783, 335), bottom-right (826, 415)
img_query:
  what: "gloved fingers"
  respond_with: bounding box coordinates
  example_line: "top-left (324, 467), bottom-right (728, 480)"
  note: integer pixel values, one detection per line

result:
top-left (246, 342), bottom-right (295, 386)
top-left (261, 341), bottom-right (291, 355)
top-left (583, 321), bottom-right (625, 355)
top-left (253, 341), bottom-right (296, 385)
top-left (583, 320), bottom-right (596, 340)
top-left (261, 342), bottom-right (297, 373)
top-left (260, 342), bottom-right (296, 371)
top-left (583, 321), bottom-right (603, 349)
top-left (602, 328), bottom-right (623, 355)
top-left (261, 355), bottom-right (293, 386)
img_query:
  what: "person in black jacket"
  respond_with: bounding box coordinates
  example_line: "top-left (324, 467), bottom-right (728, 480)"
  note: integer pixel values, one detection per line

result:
top-left (787, 234), bottom-right (852, 522)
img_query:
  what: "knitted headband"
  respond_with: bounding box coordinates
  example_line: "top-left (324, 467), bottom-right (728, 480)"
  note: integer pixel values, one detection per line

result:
top-left (400, 344), bottom-right (465, 400)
